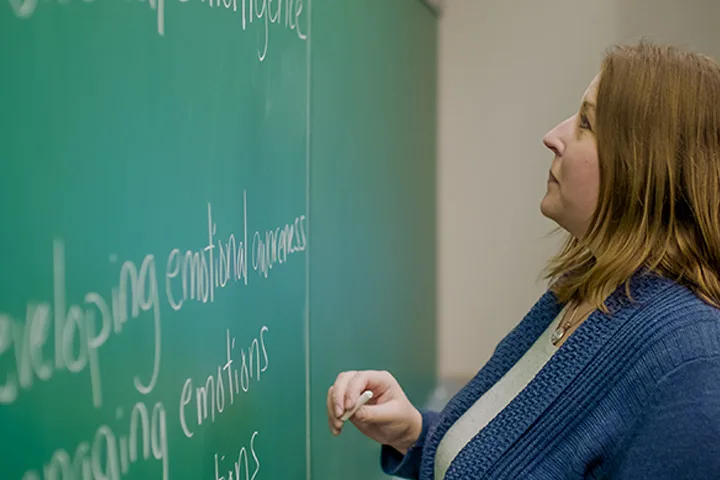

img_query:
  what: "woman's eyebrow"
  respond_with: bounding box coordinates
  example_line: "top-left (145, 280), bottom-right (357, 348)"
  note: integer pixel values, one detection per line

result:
top-left (582, 101), bottom-right (596, 113)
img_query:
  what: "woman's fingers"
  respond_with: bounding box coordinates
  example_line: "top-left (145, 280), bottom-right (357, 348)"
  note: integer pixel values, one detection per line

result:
top-left (332, 370), bottom-right (357, 418)
top-left (329, 370), bottom-right (400, 437)
top-left (348, 370), bottom-right (397, 407)
top-left (327, 386), bottom-right (340, 435)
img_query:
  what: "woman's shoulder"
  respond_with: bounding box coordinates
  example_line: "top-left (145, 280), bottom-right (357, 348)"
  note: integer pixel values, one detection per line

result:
top-left (631, 278), bottom-right (720, 334)
top-left (617, 277), bottom-right (720, 370)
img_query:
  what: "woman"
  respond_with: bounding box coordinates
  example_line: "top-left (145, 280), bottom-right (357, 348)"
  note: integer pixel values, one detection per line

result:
top-left (326, 41), bottom-right (720, 479)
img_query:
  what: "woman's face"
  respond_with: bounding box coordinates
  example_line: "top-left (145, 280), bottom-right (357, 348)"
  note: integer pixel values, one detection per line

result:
top-left (541, 74), bottom-right (601, 240)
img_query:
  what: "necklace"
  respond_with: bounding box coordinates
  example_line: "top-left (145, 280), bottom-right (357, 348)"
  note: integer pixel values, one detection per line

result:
top-left (551, 303), bottom-right (580, 346)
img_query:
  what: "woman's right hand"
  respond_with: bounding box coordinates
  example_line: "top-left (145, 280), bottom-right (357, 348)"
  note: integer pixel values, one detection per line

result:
top-left (327, 370), bottom-right (423, 454)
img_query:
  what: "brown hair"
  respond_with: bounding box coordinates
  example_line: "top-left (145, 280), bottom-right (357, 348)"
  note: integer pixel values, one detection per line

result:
top-left (544, 40), bottom-right (720, 310)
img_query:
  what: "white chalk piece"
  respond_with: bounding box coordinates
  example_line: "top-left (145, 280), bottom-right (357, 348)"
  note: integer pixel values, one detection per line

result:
top-left (341, 390), bottom-right (374, 422)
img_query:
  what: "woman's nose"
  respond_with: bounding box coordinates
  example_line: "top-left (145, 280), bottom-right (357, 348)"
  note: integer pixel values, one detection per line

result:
top-left (542, 119), bottom-right (569, 157)
top-left (543, 130), bottom-right (561, 157)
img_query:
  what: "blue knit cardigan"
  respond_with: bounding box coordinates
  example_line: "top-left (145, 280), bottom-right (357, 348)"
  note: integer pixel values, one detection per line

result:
top-left (381, 272), bottom-right (720, 479)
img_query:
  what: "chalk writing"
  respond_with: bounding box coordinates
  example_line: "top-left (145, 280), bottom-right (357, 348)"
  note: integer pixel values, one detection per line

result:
top-left (166, 197), bottom-right (249, 311)
top-left (252, 215), bottom-right (307, 278)
top-left (166, 191), bottom-right (306, 306)
top-left (20, 401), bottom-right (169, 480)
top-left (179, 325), bottom-right (269, 438)
top-left (214, 431), bottom-right (260, 480)
top-left (7, 0), bottom-right (308, 61)
top-left (1, 193), bottom-right (306, 478)
top-left (0, 240), bottom-right (162, 408)
top-left (0, 194), bottom-right (304, 407)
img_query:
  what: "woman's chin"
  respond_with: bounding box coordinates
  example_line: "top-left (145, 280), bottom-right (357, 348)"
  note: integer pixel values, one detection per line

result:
top-left (540, 194), bottom-right (557, 220)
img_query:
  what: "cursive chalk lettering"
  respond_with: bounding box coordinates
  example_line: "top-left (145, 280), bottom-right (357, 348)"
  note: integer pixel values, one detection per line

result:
top-left (178, 325), bottom-right (269, 438)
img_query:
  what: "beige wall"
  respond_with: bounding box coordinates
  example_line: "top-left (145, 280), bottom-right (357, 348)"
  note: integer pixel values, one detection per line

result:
top-left (437, 0), bottom-right (720, 380)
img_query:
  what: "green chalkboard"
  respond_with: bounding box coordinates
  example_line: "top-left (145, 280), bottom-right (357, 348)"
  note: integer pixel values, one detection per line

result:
top-left (0, 0), bottom-right (437, 477)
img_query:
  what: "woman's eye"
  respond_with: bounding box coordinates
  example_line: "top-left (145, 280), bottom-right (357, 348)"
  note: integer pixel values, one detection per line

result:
top-left (579, 113), bottom-right (592, 130)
